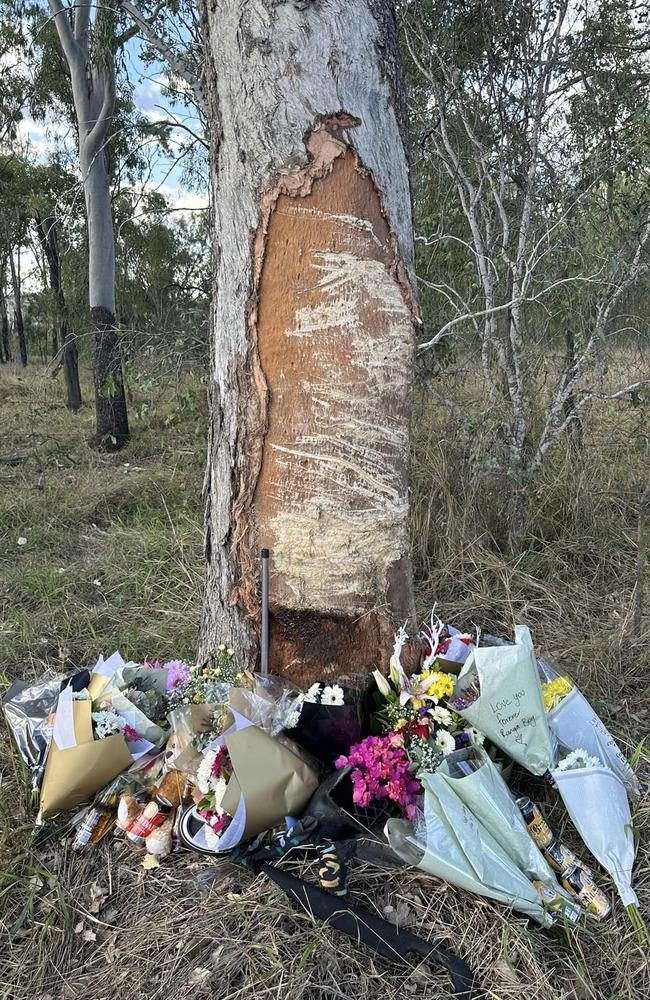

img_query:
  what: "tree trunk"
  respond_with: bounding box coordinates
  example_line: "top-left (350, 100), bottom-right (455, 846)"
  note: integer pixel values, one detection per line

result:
top-left (9, 248), bottom-right (27, 367)
top-left (0, 262), bottom-right (10, 363)
top-left (35, 211), bottom-right (83, 411)
top-left (48, 2), bottom-right (128, 447)
top-left (79, 104), bottom-right (128, 447)
top-left (199, 0), bottom-right (418, 686)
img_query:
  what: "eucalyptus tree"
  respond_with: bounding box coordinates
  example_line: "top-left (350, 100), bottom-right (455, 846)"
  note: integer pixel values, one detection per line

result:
top-left (401, 0), bottom-right (650, 538)
top-left (47, 0), bottom-right (131, 446)
top-left (197, 0), bottom-right (419, 683)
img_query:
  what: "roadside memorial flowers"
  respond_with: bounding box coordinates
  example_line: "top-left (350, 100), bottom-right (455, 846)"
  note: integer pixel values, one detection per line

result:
top-left (551, 747), bottom-right (645, 939)
top-left (2, 611), bottom-right (643, 942)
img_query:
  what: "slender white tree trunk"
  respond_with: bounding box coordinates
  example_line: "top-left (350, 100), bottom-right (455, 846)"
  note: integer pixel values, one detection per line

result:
top-left (199, 0), bottom-right (419, 685)
top-left (49, 1), bottom-right (129, 448)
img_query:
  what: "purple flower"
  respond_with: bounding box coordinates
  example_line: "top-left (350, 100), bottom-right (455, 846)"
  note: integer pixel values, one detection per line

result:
top-left (164, 660), bottom-right (191, 691)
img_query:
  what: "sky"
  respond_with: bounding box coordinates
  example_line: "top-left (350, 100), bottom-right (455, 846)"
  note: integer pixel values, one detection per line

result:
top-left (8, 20), bottom-right (208, 290)
top-left (15, 24), bottom-right (209, 214)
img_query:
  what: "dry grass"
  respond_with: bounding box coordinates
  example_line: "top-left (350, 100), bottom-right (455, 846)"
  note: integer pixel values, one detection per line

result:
top-left (1, 358), bottom-right (648, 1000)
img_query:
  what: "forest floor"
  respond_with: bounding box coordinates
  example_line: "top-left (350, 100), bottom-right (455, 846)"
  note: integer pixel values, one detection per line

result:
top-left (0, 361), bottom-right (648, 1000)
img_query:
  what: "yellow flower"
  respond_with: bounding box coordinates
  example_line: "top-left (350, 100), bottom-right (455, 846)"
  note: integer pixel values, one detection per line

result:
top-left (424, 671), bottom-right (455, 701)
top-left (542, 676), bottom-right (573, 711)
top-left (412, 698), bottom-right (425, 710)
top-left (396, 718), bottom-right (408, 729)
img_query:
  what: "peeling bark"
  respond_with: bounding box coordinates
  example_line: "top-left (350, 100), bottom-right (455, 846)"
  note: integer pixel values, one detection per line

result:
top-left (199, 0), bottom-right (418, 685)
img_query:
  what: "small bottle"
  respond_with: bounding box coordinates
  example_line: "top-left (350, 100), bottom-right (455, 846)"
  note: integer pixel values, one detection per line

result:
top-left (72, 807), bottom-right (109, 850)
top-left (126, 795), bottom-right (173, 846)
top-left (71, 780), bottom-right (122, 850)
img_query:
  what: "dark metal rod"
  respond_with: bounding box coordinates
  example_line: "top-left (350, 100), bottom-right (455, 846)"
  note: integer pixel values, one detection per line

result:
top-left (261, 548), bottom-right (269, 675)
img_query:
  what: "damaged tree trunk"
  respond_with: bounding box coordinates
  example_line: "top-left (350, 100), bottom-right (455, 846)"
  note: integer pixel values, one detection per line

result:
top-left (199, 0), bottom-right (418, 685)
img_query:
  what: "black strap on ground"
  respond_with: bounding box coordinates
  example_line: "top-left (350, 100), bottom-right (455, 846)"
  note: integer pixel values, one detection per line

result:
top-left (261, 863), bottom-right (484, 1000)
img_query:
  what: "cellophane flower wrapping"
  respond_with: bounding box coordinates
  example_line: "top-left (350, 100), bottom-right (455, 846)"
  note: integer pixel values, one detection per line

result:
top-left (385, 771), bottom-right (552, 926)
top-left (552, 761), bottom-right (639, 908)
top-left (451, 626), bottom-right (554, 775)
top-left (538, 657), bottom-right (640, 796)
top-left (97, 663), bottom-right (170, 749)
top-left (436, 745), bottom-right (555, 883)
top-left (228, 673), bottom-right (304, 738)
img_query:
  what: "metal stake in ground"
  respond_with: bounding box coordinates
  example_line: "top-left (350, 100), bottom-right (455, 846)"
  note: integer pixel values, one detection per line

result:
top-left (261, 548), bottom-right (270, 675)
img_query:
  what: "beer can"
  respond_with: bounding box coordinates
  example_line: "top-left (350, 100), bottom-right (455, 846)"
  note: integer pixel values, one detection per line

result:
top-left (543, 839), bottom-right (592, 877)
top-left (533, 881), bottom-right (582, 925)
top-left (516, 796), bottom-right (554, 849)
top-left (126, 795), bottom-right (173, 845)
top-left (560, 865), bottom-right (611, 920)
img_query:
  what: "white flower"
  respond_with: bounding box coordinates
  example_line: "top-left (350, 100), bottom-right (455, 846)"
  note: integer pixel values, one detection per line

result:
top-left (211, 775), bottom-right (227, 810)
top-left (92, 710), bottom-right (125, 739)
top-left (464, 726), bottom-right (485, 746)
top-left (196, 748), bottom-right (220, 794)
top-left (431, 706), bottom-right (452, 726)
top-left (557, 748), bottom-right (601, 772)
top-left (17, 537), bottom-right (27, 546)
top-left (435, 730), bottom-right (456, 756)
top-left (321, 684), bottom-right (345, 706)
top-left (372, 669), bottom-right (392, 698)
top-left (304, 683), bottom-right (322, 704)
top-left (283, 694), bottom-right (304, 729)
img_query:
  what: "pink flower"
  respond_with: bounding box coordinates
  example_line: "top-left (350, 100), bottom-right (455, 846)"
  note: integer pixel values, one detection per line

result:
top-left (210, 746), bottom-right (226, 779)
top-left (142, 659), bottom-right (161, 670)
top-left (123, 724), bottom-right (140, 741)
top-left (336, 732), bottom-right (422, 819)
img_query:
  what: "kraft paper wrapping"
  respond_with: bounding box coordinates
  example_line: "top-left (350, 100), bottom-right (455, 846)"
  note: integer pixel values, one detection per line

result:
top-left (221, 725), bottom-right (320, 839)
top-left (38, 698), bottom-right (133, 819)
top-left (87, 651), bottom-right (127, 699)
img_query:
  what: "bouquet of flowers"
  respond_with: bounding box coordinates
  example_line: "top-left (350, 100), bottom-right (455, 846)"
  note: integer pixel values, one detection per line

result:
top-left (385, 773), bottom-right (561, 927)
top-left (38, 684), bottom-right (133, 819)
top-left (97, 661), bottom-right (170, 750)
top-left (166, 646), bottom-right (240, 712)
top-left (370, 624), bottom-right (484, 777)
top-left (193, 744), bottom-right (233, 848)
top-left (287, 682), bottom-right (363, 765)
top-left (180, 710), bottom-right (319, 854)
top-left (538, 657), bottom-right (640, 796)
top-left (449, 625), bottom-right (554, 776)
top-left (418, 610), bottom-right (476, 673)
top-left (551, 747), bottom-right (645, 939)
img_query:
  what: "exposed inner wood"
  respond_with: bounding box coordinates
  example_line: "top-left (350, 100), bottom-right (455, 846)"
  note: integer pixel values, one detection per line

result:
top-left (251, 144), bottom-right (415, 685)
